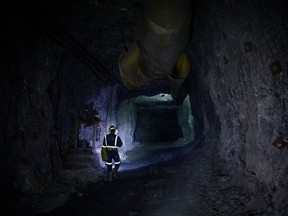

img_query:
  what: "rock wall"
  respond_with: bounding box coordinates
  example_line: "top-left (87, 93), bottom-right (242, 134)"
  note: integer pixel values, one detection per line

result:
top-left (1, 0), bottom-right (287, 214)
top-left (0, 19), bottom-right (110, 213)
top-left (1, 33), bottom-right (64, 211)
top-left (188, 0), bottom-right (288, 213)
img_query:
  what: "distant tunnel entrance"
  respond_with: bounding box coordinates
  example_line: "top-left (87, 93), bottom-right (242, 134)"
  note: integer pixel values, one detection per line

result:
top-left (116, 94), bottom-right (194, 152)
top-left (134, 106), bottom-right (183, 142)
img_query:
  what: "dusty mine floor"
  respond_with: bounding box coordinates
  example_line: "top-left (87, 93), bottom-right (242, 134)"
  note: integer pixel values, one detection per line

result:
top-left (34, 147), bottom-right (211, 216)
top-left (16, 143), bottom-right (271, 216)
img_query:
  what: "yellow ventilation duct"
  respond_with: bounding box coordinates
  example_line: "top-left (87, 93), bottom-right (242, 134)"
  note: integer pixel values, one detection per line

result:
top-left (119, 0), bottom-right (192, 103)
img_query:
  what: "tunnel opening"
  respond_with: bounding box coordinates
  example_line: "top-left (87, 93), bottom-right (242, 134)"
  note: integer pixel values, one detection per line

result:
top-left (116, 93), bottom-right (194, 165)
top-left (134, 106), bottom-right (183, 143)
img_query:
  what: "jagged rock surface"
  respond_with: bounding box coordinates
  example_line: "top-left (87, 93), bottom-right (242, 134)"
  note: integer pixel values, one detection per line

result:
top-left (188, 0), bottom-right (288, 214)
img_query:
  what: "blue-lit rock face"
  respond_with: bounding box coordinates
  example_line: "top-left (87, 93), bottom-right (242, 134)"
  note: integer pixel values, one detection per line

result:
top-left (187, 0), bottom-right (288, 214)
top-left (116, 94), bottom-right (194, 162)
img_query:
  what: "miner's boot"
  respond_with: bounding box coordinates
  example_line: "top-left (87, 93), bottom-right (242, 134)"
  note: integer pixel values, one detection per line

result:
top-left (108, 172), bottom-right (113, 182)
top-left (112, 164), bottom-right (120, 179)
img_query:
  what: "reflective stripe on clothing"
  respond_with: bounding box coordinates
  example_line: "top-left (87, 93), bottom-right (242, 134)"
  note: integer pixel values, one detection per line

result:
top-left (103, 135), bottom-right (119, 148)
top-left (106, 161), bottom-right (120, 165)
top-left (103, 133), bottom-right (121, 173)
top-left (105, 149), bottom-right (120, 164)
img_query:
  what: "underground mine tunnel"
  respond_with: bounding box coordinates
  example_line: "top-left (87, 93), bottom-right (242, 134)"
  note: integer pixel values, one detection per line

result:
top-left (1, 0), bottom-right (288, 215)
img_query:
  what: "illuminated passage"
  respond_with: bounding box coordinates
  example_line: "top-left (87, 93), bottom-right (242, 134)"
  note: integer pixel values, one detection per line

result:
top-left (116, 93), bottom-right (194, 152)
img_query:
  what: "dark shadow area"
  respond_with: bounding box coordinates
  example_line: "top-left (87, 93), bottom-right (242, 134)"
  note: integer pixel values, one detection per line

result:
top-left (134, 107), bottom-right (183, 142)
top-left (36, 141), bottom-right (205, 216)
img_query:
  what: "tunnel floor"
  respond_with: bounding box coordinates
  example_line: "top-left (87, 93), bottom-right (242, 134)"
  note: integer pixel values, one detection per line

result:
top-left (35, 146), bottom-right (210, 216)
